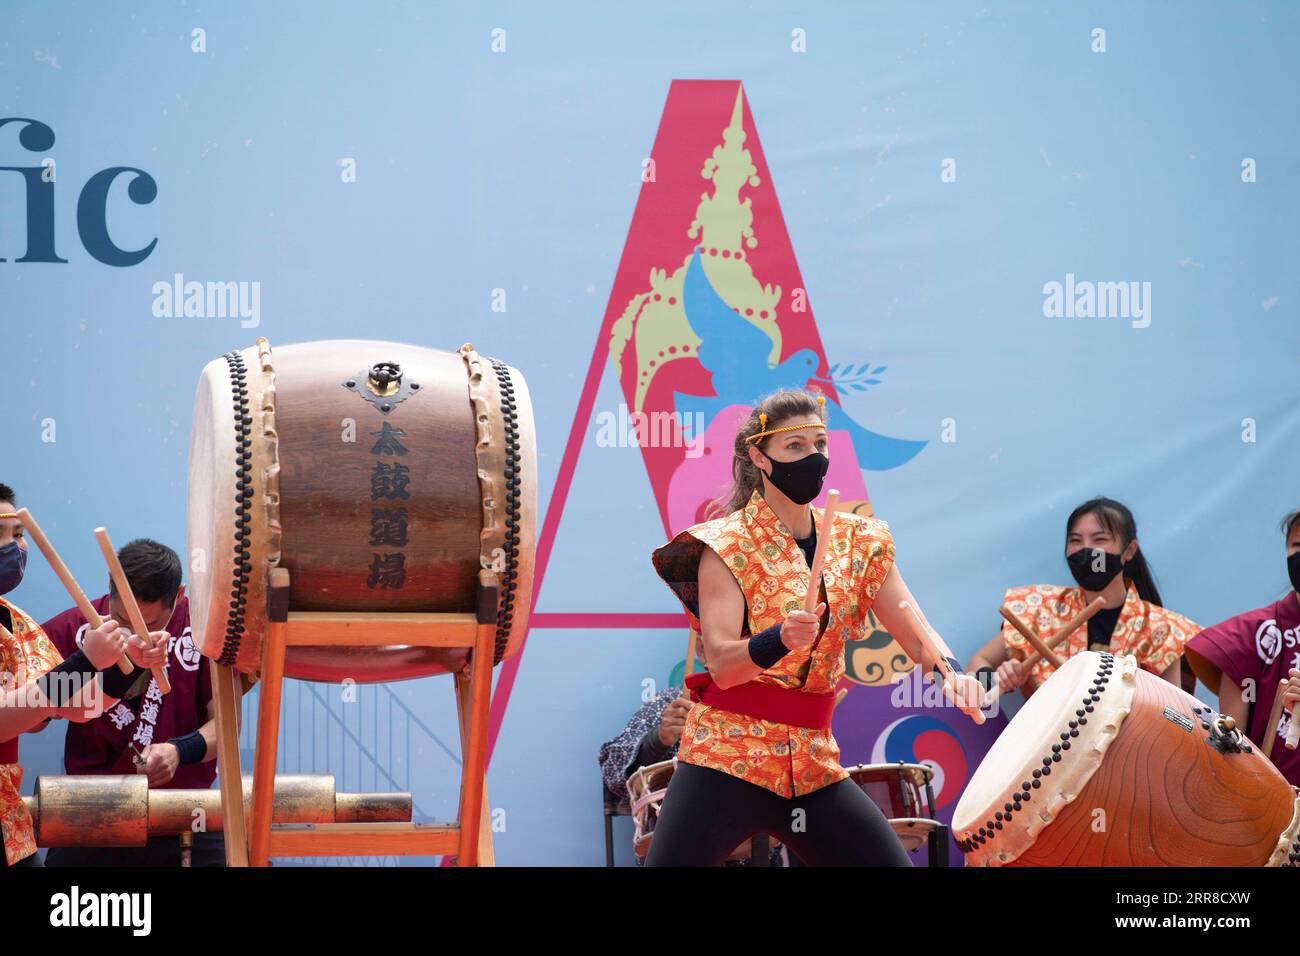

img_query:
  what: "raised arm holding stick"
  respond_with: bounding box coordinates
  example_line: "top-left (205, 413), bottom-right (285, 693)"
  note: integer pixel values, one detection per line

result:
top-left (16, 508), bottom-right (132, 675)
top-left (94, 527), bottom-right (171, 695)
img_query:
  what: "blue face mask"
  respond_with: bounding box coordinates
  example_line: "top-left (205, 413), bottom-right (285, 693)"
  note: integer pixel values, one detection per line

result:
top-left (0, 541), bottom-right (26, 595)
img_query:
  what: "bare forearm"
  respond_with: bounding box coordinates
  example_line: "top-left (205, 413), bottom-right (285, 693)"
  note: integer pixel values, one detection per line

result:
top-left (0, 690), bottom-right (61, 739)
top-left (966, 634), bottom-right (1009, 673)
top-left (1218, 679), bottom-right (1251, 740)
top-left (197, 716), bottom-right (219, 763)
top-left (704, 634), bottom-right (764, 689)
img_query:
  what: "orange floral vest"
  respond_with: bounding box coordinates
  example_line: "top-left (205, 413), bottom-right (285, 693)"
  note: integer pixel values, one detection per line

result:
top-left (0, 596), bottom-right (64, 866)
top-left (652, 489), bottom-right (895, 797)
top-left (1001, 582), bottom-right (1198, 693)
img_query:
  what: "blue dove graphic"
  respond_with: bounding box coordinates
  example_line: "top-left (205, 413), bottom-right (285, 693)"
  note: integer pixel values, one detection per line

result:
top-left (671, 250), bottom-right (926, 471)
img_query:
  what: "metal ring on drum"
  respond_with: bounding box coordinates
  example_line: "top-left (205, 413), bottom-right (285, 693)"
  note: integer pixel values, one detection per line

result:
top-left (186, 338), bottom-right (537, 682)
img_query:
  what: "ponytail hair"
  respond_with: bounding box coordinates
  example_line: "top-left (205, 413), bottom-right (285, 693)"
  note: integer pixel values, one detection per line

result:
top-left (705, 388), bottom-right (828, 519)
top-left (1065, 496), bottom-right (1163, 605)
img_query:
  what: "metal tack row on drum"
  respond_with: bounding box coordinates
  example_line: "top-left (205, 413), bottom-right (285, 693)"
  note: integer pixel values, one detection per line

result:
top-left (953, 651), bottom-right (1300, 867)
top-left (186, 337), bottom-right (538, 682)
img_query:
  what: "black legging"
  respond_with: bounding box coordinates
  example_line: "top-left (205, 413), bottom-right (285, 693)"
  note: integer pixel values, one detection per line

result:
top-left (645, 761), bottom-right (911, 867)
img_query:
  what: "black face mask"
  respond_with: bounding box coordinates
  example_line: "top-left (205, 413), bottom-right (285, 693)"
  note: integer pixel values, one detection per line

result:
top-left (1067, 547), bottom-right (1125, 592)
top-left (1289, 551), bottom-right (1300, 594)
top-left (759, 449), bottom-right (829, 505)
top-left (0, 541), bottom-right (26, 596)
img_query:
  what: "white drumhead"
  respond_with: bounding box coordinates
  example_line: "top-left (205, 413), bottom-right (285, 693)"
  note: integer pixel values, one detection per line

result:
top-left (499, 360), bottom-right (537, 664)
top-left (186, 354), bottom-right (235, 663)
top-left (952, 651), bottom-right (1100, 833)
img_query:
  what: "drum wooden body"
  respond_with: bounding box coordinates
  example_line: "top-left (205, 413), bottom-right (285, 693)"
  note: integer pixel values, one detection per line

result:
top-left (846, 762), bottom-right (944, 854)
top-left (953, 651), bottom-right (1300, 866)
top-left (186, 338), bottom-right (537, 681)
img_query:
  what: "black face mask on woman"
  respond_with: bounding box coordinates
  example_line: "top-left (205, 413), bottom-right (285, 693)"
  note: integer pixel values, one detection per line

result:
top-left (759, 449), bottom-right (829, 506)
top-left (1066, 547), bottom-right (1125, 592)
top-left (0, 541), bottom-right (27, 596)
top-left (1288, 551), bottom-right (1300, 594)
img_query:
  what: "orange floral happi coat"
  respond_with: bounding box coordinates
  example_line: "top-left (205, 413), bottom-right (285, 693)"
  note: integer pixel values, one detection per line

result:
top-left (1001, 582), bottom-right (1198, 693)
top-left (651, 489), bottom-right (896, 798)
top-left (0, 596), bottom-right (64, 866)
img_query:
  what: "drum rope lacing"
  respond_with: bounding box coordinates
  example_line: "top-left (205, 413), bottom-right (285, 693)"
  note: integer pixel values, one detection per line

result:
top-left (484, 355), bottom-right (522, 665)
top-left (629, 759), bottom-right (677, 852)
top-left (956, 651), bottom-right (1116, 855)
top-left (217, 349), bottom-right (254, 667)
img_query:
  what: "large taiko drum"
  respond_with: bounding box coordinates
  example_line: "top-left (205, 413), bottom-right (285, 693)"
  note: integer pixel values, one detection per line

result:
top-left (186, 338), bottom-right (537, 682)
top-left (953, 650), bottom-right (1300, 866)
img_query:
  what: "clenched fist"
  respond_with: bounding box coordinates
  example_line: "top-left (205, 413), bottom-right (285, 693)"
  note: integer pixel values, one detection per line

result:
top-left (656, 694), bottom-right (694, 747)
top-left (82, 619), bottom-right (128, 670)
top-left (780, 602), bottom-right (827, 652)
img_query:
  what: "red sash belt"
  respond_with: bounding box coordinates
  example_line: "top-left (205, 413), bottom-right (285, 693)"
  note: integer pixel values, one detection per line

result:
top-left (0, 737), bottom-right (17, 765)
top-left (685, 672), bottom-right (835, 730)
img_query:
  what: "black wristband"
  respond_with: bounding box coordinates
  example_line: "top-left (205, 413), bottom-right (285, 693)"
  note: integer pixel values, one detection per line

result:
top-left (747, 624), bottom-right (791, 669)
top-left (931, 656), bottom-right (962, 678)
top-left (99, 661), bottom-right (148, 700)
top-left (167, 730), bottom-right (207, 766)
top-left (34, 649), bottom-right (97, 706)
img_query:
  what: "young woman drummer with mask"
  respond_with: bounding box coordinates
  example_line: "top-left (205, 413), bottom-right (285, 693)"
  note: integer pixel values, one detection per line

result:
top-left (0, 483), bottom-right (139, 868)
top-left (646, 389), bottom-right (985, 866)
top-left (967, 496), bottom-right (1199, 698)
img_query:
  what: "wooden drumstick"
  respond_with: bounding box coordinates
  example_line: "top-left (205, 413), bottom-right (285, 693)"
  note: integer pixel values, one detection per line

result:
top-left (984, 598), bottom-right (1107, 705)
top-left (94, 528), bottom-right (170, 694)
top-left (15, 509), bottom-right (133, 675)
top-left (899, 600), bottom-right (986, 725)
top-left (1282, 680), bottom-right (1300, 751)
top-left (999, 607), bottom-right (1065, 669)
top-left (804, 489), bottom-right (839, 613)
top-left (834, 688), bottom-right (849, 709)
top-left (1047, 597), bottom-right (1107, 651)
top-left (1264, 679), bottom-right (1289, 760)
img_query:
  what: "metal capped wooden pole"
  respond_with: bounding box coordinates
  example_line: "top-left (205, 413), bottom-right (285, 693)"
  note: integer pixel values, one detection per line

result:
top-left (804, 490), bottom-right (839, 613)
top-left (15, 509), bottom-right (132, 675)
top-left (93, 528), bottom-right (171, 694)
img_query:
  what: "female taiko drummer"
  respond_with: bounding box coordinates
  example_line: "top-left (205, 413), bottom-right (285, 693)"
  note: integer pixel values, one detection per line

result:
top-left (646, 389), bottom-right (985, 867)
top-left (966, 497), bottom-right (1199, 698)
top-left (0, 482), bottom-right (149, 868)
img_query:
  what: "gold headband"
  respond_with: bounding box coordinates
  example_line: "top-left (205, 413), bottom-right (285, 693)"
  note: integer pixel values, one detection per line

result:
top-left (746, 397), bottom-right (828, 443)
top-left (0, 513), bottom-right (16, 520)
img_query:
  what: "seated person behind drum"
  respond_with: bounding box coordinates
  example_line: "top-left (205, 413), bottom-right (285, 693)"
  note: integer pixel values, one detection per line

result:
top-left (597, 631), bottom-right (705, 802)
top-left (40, 539), bottom-right (227, 867)
top-left (1, 483), bottom-right (138, 868)
top-left (967, 497), bottom-right (1198, 697)
top-left (1183, 509), bottom-right (1300, 783)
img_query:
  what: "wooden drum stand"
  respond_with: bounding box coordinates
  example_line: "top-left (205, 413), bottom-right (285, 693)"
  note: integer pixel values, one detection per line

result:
top-left (210, 566), bottom-right (500, 867)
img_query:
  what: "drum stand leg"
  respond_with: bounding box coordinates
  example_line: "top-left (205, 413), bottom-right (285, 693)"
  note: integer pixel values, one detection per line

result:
top-left (248, 597), bottom-right (288, 868)
top-left (210, 658), bottom-right (249, 867)
top-left (235, 566), bottom-right (500, 866)
top-left (455, 666), bottom-right (496, 866)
